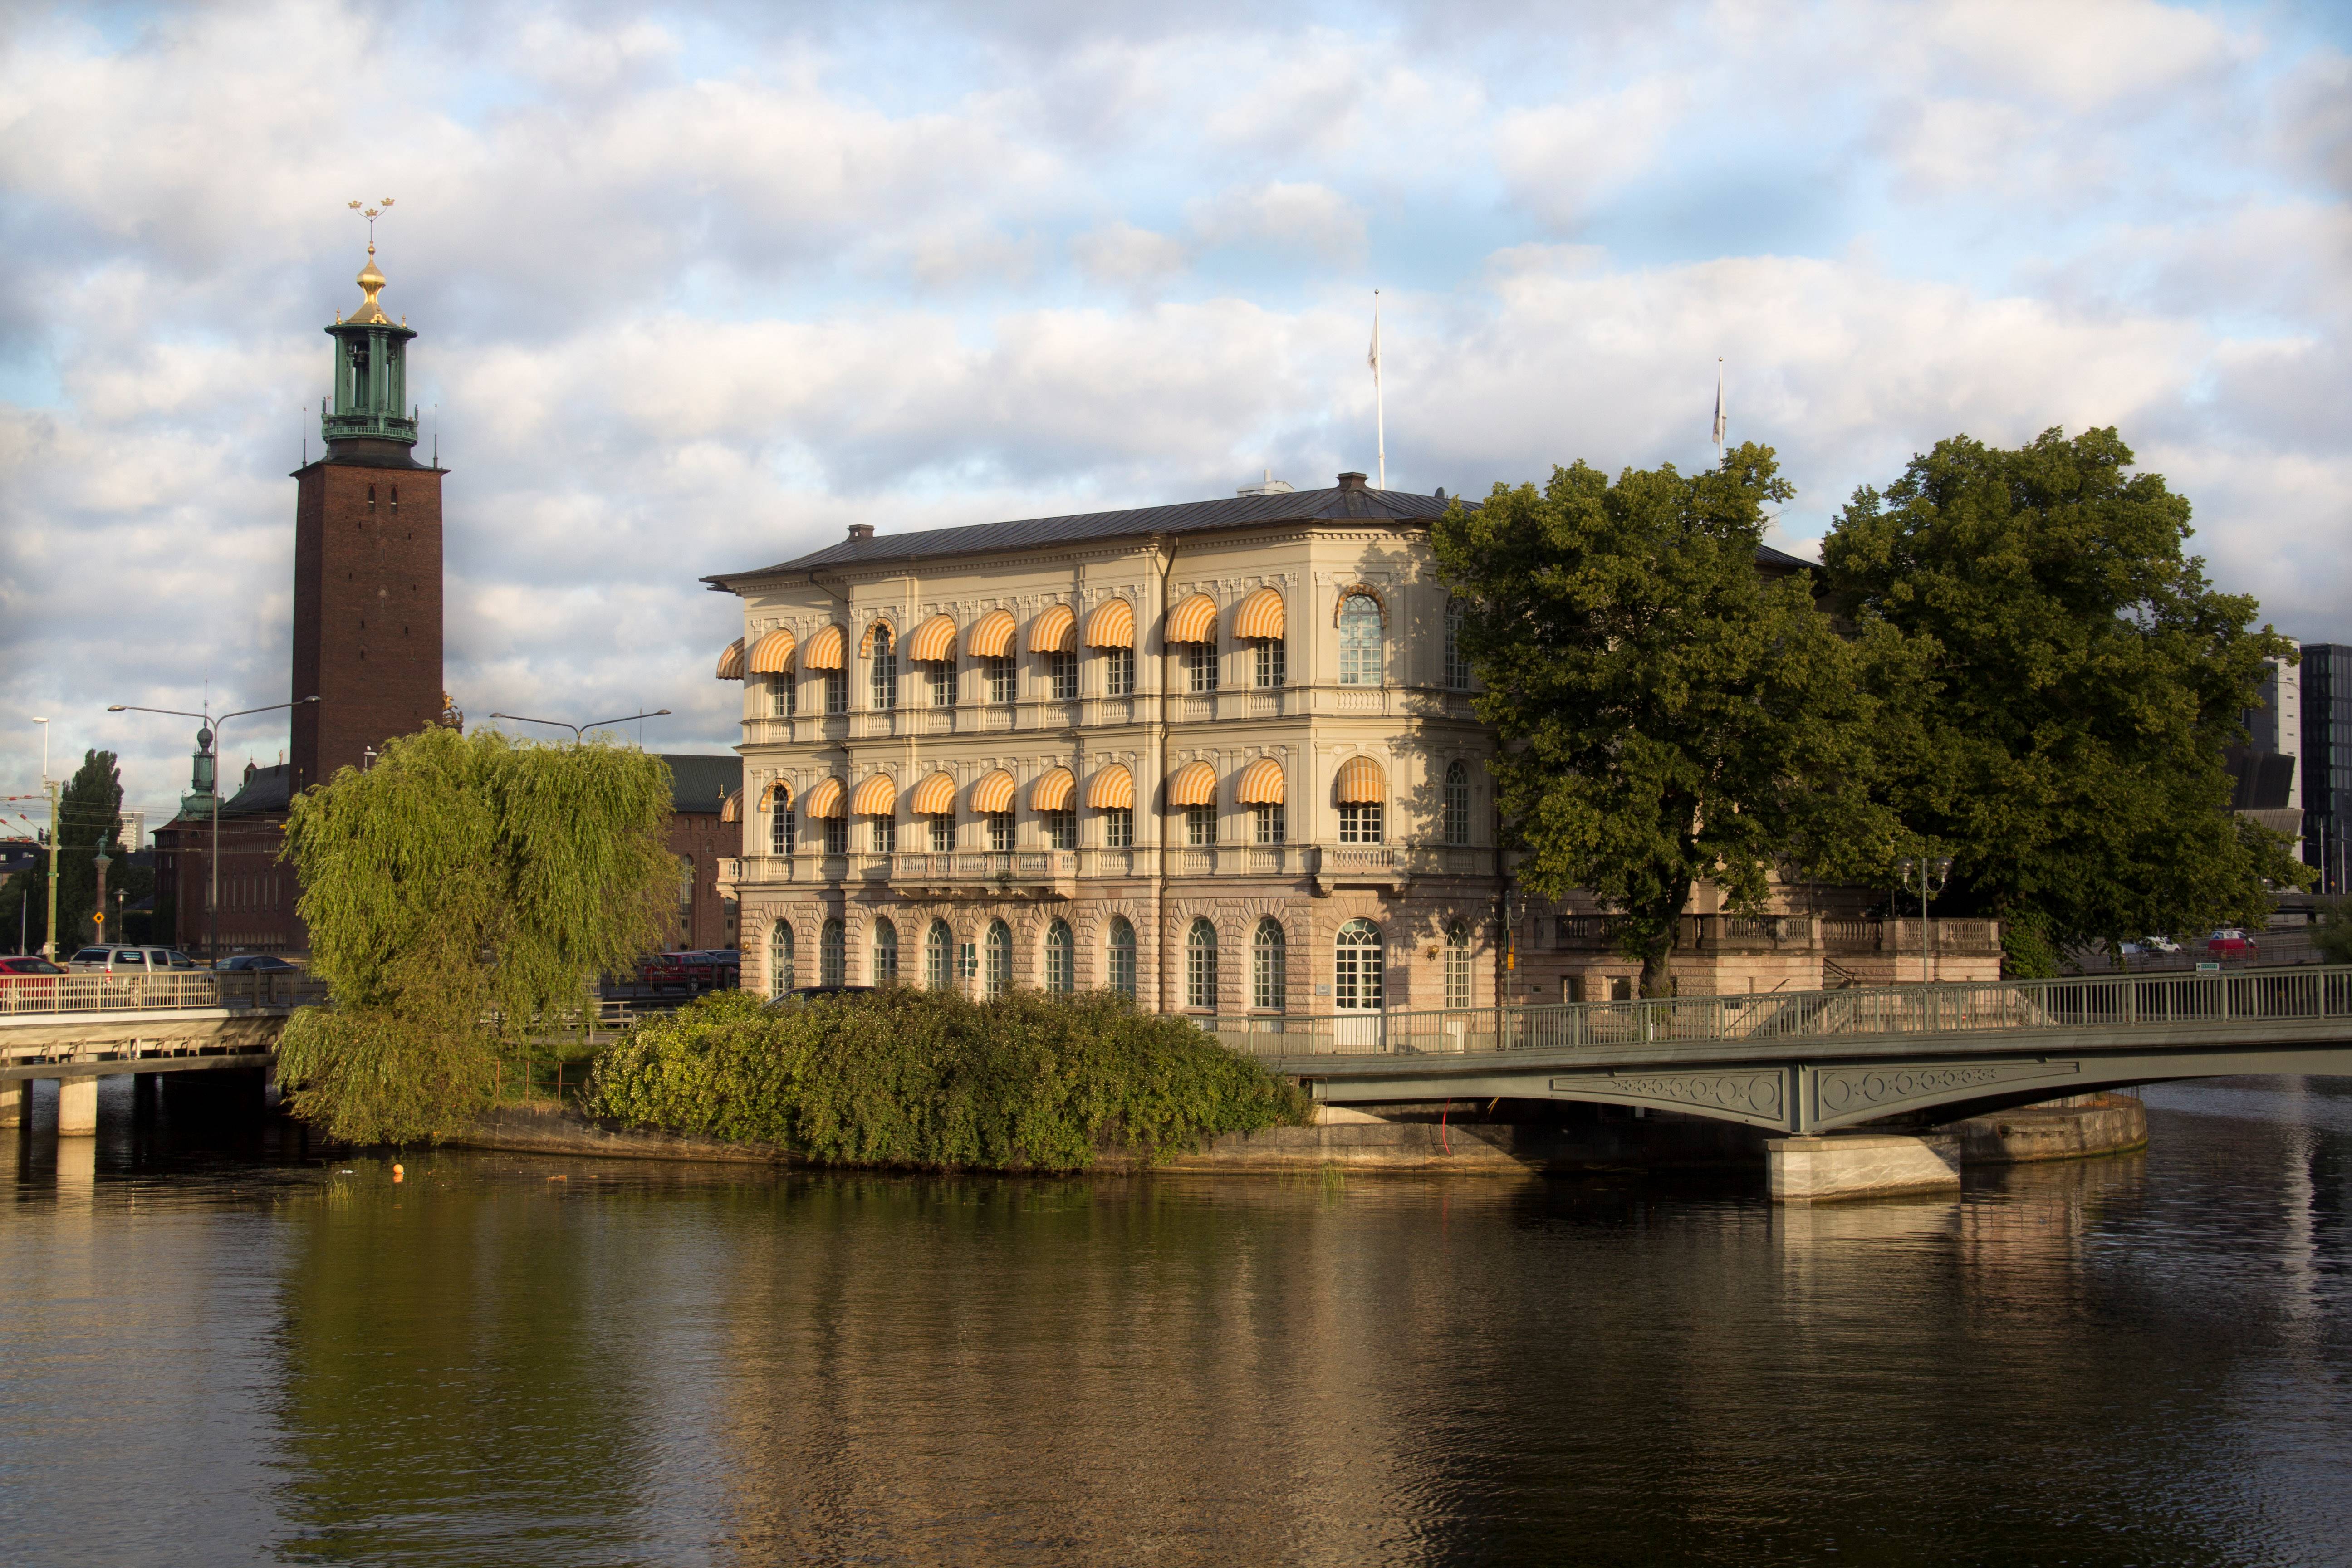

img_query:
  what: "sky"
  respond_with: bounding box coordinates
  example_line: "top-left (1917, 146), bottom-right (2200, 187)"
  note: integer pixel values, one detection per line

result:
top-left (3, 0), bottom-right (2349, 835)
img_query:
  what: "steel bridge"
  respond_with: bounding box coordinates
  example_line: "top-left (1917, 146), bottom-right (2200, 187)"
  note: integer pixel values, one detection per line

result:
top-left (1205, 966), bottom-right (2352, 1133)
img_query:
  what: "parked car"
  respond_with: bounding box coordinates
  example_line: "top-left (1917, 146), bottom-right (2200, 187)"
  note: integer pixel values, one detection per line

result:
top-left (2205, 929), bottom-right (2259, 958)
top-left (637, 949), bottom-right (741, 994)
top-left (214, 954), bottom-right (301, 972)
top-left (64, 945), bottom-right (204, 975)
top-left (2118, 936), bottom-right (2183, 958)
top-left (0, 955), bottom-right (66, 1003)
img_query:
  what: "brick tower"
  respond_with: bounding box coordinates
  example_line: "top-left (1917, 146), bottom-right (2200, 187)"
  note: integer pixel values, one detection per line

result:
top-left (289, 232), bottom-right (448, 795)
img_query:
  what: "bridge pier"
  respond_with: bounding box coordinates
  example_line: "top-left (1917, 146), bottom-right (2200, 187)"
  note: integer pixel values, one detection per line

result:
top-left (0, 1079), bottom-right (24, 1127)
top-left (1765, 1132), bottom-right (1961, 1202)
top-left (57, 1077), bottom-right (98, 1136)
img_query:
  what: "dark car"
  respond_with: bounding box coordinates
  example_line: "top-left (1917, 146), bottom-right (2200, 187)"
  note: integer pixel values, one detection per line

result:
top-left (214, 954), bottom-right (301, 972)
top-left (638, 950), bottom-right (742, 994)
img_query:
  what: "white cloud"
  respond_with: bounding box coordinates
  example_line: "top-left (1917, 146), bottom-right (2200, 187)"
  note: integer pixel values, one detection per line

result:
top-left (1493, 77), bottom-right (1686, 229)
top-left (1188, 181), bottom-right (1367, 264)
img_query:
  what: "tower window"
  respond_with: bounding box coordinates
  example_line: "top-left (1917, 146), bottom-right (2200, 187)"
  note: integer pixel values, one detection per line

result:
top-left (367, 485), bottom-right (376, 512)
top-left (389, 487), bottom-right (399, 513)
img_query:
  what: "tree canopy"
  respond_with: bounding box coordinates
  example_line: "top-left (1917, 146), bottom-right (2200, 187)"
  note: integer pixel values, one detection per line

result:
top-left (1820, 426), bottom-right (2304, 970)
top-left (1433, 443), bottom-right (1901, 994)
top-left (3, 749), bottom-right (133, 953)
top-left (276, 727), bottom-right (677, 1143)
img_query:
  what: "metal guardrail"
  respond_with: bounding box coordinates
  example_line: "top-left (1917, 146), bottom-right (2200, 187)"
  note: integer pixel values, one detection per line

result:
top-left (1200, 965), bottom-right (2352, 1060)
top-left (0, 970), bottom-right (331, 1016)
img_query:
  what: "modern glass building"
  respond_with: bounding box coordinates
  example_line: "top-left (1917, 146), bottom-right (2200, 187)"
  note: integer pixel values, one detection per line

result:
top-left (2302, 644), bottom-right (2352, 894)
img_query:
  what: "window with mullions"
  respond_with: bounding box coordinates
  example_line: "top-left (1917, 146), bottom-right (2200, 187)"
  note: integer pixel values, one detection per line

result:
top-left (1445, 598), bottom-right (1471, 690)
top-left (1254, 640), bottom-right (1285, 688)
top-left (987, 812), bottom-right (1013, 853)
top-left (1102, 806), bottom-right (1132, 848)
top-left (1338, 802), bottom-right (1383, 843)
top-left (770, 799), bottom-right (795, 856)
top-left (928, 814), bottom-right (952, 852)
top-left (1252, 918), bottom-right (1286, 1011)
top-left (872, 917), bottom-right (899, 985)
top-left (925, 919), bottom-right (954, 990)
top-left (1252, 803), bottom-right (1285, 844)
top-left (1338, 594), bottom-right (1382, 686)
top-left (823, 816), bottom-right (848, 855)
top-left (1334, 918), bottom-right (1382, 1010)
top-left (1048, 650), bottom-right (1078, 701)
top-left (1444, 760), bottom-right (1470, 846)
top-left (1044, 919), bottom-right (1073, 994)
top-left (821, 918), bottom-right (846, 986)
top-left (1445, 921), bottom-right (1472, 1009)
top-left (984, 919), bottom-right (1012, 997)
top-left (824, 669), bottom-right (848, 715)
top-left (869, 814), bottom-right (896, 853)
top-left (986, 656), bottom-right (1014, 704)
top-left (1186, 918), bottom-right (1218, 1010)
top-left (767, 923), bottom-right (794, 998)
top-left (927, 664), bottom-right (954, 708)
top-left (772, 670), bottom-right (796, 716)
top-left (1185, 802), bottom-right (1215, 846)
top-left (869, 625), bottom-right (898, 710)
top-left (1044, 809), bottom-right (1076, 850)
top-left (1104, 646), bottom-right (1134, 696)
top-left (1183, 642), bottom-right (1219, 692)
top-left (1107, 916), bottom-right (1137, 998)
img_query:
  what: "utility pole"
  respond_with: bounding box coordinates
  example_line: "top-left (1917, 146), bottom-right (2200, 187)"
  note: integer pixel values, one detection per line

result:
top-left (43, 778), bottom-right (59, 961)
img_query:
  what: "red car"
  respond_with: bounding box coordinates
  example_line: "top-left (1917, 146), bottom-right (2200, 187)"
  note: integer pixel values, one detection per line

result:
top-left (637, 950), bottom-right (741, 995)
top-left (0, 955), bottom-right (66, 1006)
top-left (2206, 929), bottom-right (2259, 958)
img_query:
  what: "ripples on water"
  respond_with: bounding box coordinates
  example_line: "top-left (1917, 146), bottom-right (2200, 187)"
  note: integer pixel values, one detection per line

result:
top-left (0, 1076), bottom-right (2347, 1567)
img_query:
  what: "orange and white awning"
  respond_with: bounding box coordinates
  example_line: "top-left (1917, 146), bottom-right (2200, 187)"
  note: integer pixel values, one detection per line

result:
top-left (966, 609), bottom-right (1016, 659)
top-left (1232, 588), bottom-right (1284, 641)
top-left (906, 613), bottom-right (957, 663)
top-left (971, 768), bottom-right (1017, 813)
top-left (803, 624), bottom-right (847, 671)
top-left (719, 789), bottom-right (744, 823)
top-left (1029, 604), bottom-right (1076, 654)
top-left (910, 771), bottom-right (958, 815)
top-left (716, 637), bottom-right (746, 680)
top-left (803, 777), bottom-right (846, 818)
top-left (1084, 598), bottom-right (1134, 649)
top-left (1236, 757), bottom-right (1285, 804)
top-left (852, 774), bottom-right (897, 815)
top-left (1030, 766), bottom-right (1075, 812)
top-left (1334, 755), bottom-right (1386, 803)
top-left (1167, 760), bottom-right (1217, 807)
top-left (759, 780), bottom-right (790, 810)
top-left (746, 628), bottom-right (797, 674)
top-left (1088, 763), bottom-right (1134, 810)
top-left (1166, 593), bottom-right (1218, 645)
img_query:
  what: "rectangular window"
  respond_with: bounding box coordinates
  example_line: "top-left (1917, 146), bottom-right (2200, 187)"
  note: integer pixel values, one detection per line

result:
top-left (870, 815), bottom-right (896, 853)
top-left (772, 807), bottom-right (796, 856)
top-left (870, 647), bottom-right (897, 710)
top-left (929, 815), bottom-right (952, 853)
top-left (1102, 806), bottom-right (1132, 848)
top-left (1184, 643), bottom-right (1219, 693)
top-left (1338, 803), bottom-right (1383, 843)
top-left (987, 657), bottom-right (1014, 705)
top-left (1044, 809), bottom-right (1076, 850)
top-left (988, 812), bottom-right (1013, 853)
top-left (1252, 803), bottom-right (1286, 844)
top-left (1186, 802), bottom-right (1216, 846)
top-left (1254, 641), bottom-right (1285, 688)
top-left (1104, 647), bottom-right (1134, 697)
top-left (1446, 945), bottom-right (1472, 1009)
top-left (1049, 649), bottom-right (1078, 701)
top-left (823, 816), bottom-right (848, 854)
top-left (1446, 601), bottom-right (1471, 690)
top-left (772, 673), bottom-right (795, 717)
top-left (824, 669), bottom-right (848, 715)
top-left (928, 664), bottom-right (954, 708)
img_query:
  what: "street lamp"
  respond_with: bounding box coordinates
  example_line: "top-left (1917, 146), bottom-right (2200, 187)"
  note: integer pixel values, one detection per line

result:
top-left (1897, 854), bottom-right (1954, 983)
top-left (107, 696), bottom-right (319, 962)
top-left (488, 709), bottom-right (671, 744)
top-left (32, 716), bottom-right (55, 959)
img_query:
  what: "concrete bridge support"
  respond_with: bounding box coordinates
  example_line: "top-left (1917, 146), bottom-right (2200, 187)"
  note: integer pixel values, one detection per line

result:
top-left (1766, 1132), bottom-right (1962, 1202)
top-left (57, 1077), bottom-right (98, 1136)
top-left (0, 1078), bottom-right (24, 1127)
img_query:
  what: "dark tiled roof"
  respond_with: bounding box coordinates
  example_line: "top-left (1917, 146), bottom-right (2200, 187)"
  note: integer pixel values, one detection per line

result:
top-left (706, 479), bottom-right (1456, 584)
top-left (659, 754), bottom-right (742, 816)
top-left (221, 764), bottom-right (292, 818)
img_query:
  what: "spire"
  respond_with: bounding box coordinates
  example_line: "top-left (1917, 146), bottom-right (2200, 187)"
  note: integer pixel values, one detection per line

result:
top-left (322, 198), bottom-right (419, 454)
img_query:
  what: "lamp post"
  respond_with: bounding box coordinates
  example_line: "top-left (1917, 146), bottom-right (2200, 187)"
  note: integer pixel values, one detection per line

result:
top-left (1897, 854), bottom-right (1954, 983)
top-left (33, 716), bottom-right (57, 960)
top-left (107, 697), bottom-right (319, 962)
top-left (488, 709), bottom-right (671, 744)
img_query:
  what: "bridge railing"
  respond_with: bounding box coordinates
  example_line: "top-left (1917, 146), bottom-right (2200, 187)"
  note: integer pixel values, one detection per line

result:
top-left (1201, 965), bottom-right (2352, 1060)
top-left (0, 970), bottom-right (331, 1016)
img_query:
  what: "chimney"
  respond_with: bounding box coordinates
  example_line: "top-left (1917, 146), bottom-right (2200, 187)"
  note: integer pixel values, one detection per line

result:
top-left (1337, 471), bottom-right (1367, 491)
top-left (847, 523), bottom-right (875, 541)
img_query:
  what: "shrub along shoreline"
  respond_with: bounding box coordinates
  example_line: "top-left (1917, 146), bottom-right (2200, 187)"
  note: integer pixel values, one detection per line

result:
top-left (587, 988), bottom-right (1311, 1172)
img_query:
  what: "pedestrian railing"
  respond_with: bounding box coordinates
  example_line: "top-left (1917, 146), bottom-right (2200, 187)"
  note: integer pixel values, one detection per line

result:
top-left (1200, 965), bottom-right (2352, 1061)
top-left (0, 970), bottom-right (331, 1016)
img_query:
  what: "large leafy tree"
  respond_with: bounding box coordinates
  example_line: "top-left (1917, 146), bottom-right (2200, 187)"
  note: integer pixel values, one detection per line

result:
top-left (2, 749), bottom-right (128, 952)
top-left (277, 727), bottom-right (678, 1144)
top-left (1434, 444), bottom-right (1901, 995)
top-left (1821, 426), bottom-right (2303, 971)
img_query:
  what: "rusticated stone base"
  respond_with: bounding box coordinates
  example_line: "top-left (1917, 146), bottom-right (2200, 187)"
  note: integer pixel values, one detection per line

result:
top-left (1765, 1132), bottom-right (1962, 1202)
top-left (1944, 1093), bottom-right (2147, 1165)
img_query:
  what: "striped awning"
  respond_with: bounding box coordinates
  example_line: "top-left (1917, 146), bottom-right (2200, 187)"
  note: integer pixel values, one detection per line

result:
top-left (1334, 755), bottom-right (1386, 804)
top-left (1084, 598), bottom-right (1134, 649)
top-left (1088, 763), bottom-right (1134, 810)
top-left (1029, 604), bottom-right (1076, 655)
top-left (1030, 766), bottom-right (1075, 812)
top-left (716, 637), bottom-right (746, 681)
top-left (747, 627), bottom-right (797, 674)
top-left (859, 620), bottom-right (894, 657)
top-left (803, 777), bottom-right (846, 818)
top-left (1236, 757), bottom-right (1285, 805)
top-left (971, 769), bottom-right (1017, 814)
top-left (759, 780), bottom-right (790, 810)
top-left (907, 613), bottom-right (957, 663)
top-left (852, 774), bottom-right (897, 815)
top-left (910, 771), bottom-right (958, 815)
top-left (803, 624), bottom-right (847, 671)
top-left (719, 789), bottom-right (744, 823)
top-left (1233, 588), bottom-right (1284, 641)
top-left (1166, 593), bottom-right (1218, 645)
top-left (967, 609), bottom-right (1017, 659)
top-left (1168, 760), bottom-right (1217, 807)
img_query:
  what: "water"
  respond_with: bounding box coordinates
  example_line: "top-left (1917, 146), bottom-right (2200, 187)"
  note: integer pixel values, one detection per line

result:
top-left (2, 1077), bottom-right (2348, 1567)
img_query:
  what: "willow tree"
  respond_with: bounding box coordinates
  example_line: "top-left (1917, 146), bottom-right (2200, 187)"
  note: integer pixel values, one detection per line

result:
top-left (277, 727), bottom-right (676, 1143)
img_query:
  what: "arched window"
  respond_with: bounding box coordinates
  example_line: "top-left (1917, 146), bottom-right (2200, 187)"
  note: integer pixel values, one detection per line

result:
top-left (1445, 598), bottom-right (1470, 690)
top-left (1335, 918), bottom-right (1382, 1011)
top-left (1445, 921), bottom-right (1472, 1009)
top-left (1107, 916), bottom-right (1137, 999)
top-left (1186, 917), bottom-right (1219, 1010)
top-left (872, 917), bottom-right (899, 985)
top-left (770, 789), bottom-right (795, 856)
top-left (1338, 593), bottom-right (1382, 686)
top-left (821, 917), bottom-right (845, 986)
top-left (869, 623), bottom-right (898, 710)
top-left (985, 919), bottom-right (1012, 997)
top-left (1045, 918), bottom-right (1074, 994)
top-left (1444, 760), bottom-right (1470, 846)
top-left (1253, 917), bottom-right (1286, 1012)
top-left (926, 919), bottom-right (954, 989)
top-left (768, 922), bottom-right (794, 998)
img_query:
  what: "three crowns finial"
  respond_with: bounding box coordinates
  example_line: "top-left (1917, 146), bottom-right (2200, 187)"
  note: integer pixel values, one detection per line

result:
top-left (348, 196), bottom-right (395, 255)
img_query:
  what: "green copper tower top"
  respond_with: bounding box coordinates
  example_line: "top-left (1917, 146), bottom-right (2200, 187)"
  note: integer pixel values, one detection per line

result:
top-left (323, 197), bottom-right (417, 452)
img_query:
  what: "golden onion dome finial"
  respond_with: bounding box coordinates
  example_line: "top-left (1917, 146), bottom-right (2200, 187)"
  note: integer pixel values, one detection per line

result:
top-left (344, 196), bottom-right (397, 325)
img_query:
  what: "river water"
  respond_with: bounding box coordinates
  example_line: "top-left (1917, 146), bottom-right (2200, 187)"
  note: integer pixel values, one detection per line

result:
top-left (2, 1076), bottom-right (2347, 1567)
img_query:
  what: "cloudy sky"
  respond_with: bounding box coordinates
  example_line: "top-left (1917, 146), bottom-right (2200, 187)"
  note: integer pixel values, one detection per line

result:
top-left (3, 0), bottom-right (2348, 832)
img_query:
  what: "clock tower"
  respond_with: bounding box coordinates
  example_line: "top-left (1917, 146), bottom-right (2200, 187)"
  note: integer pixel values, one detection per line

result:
top-left (289, 226), bottom-right (449, 795)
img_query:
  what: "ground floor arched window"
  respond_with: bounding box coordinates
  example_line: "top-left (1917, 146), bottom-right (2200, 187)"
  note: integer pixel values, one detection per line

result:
top-left (926, 918), bottom-right (953, 990)
top-left (1186, 918), bottom-right (1219, 1010)
top-left (768, 922), bottom-right (793, 998)
top-left (1045, 918), bottom-right (1073, 994)
top-left (985, 918), bottom-right (1012, 997)
top-left (1107, 916), bottom-right (1137, 998)
top-left (1253, 917), bottom-right (1286, 1011)
top-left (1445, 921), bottom-right (1472, 1009)
top-left (821, 917), bottom-right (845, 986)
top-left (1335, 918), bottom-right (1382, 1011)
top-left (872, 916), bottom-right (899, 985)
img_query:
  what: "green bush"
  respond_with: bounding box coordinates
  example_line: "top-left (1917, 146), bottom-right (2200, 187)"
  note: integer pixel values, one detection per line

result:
top-left (2314, 901), bottom-right (2352, 966)
top-left (587, 988), bottom-right (1311, 1171)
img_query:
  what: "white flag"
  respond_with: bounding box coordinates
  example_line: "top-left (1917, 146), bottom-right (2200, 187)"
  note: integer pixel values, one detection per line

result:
top-left (1711, 361), bottom-right (1726, 448)
top-left (1368, 309), bottom-right (1381, 382)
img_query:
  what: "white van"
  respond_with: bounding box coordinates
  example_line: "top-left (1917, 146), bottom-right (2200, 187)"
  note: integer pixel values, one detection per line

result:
top-left (65, 945), bottom-right (203, 975)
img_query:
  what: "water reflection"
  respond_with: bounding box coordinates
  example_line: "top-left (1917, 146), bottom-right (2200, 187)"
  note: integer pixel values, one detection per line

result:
top-left (1, 1080), bottom-right (2347, 1566)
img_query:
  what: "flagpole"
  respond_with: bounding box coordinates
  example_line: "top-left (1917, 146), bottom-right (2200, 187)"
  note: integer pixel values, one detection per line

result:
top-left (1372, 290), bottom-right (1385, 490)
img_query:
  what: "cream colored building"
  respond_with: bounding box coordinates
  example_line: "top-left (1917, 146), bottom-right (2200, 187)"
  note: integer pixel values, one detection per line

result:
top-left (707, 473), bottom-right (1999, 1018)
